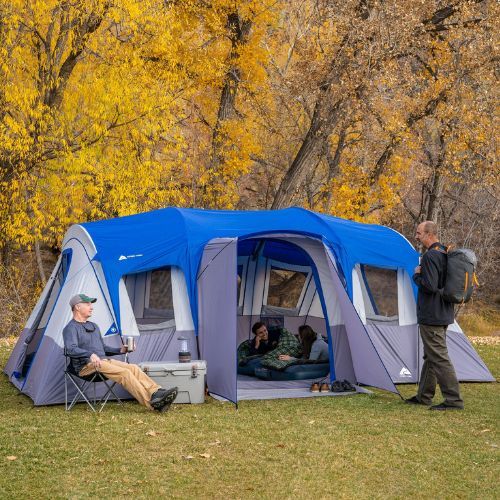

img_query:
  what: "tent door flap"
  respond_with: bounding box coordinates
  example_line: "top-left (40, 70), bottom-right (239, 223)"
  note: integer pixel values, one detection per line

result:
top-left (197, 238), bottom-right (238, 403)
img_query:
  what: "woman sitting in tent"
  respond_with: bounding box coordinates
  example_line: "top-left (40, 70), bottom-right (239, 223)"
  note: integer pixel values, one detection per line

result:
top-left (278, 325), bottom-right (329, 364)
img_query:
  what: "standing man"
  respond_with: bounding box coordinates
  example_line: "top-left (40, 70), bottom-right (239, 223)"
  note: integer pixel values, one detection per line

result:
top-left (63, 293), bottom-right (178, 412)
top-left (406, 221), bottom-right (464, 410)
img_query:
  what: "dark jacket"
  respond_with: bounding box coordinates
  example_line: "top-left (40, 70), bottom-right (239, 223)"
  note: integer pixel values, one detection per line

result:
top-left (248, 327), bottom-right (282, 356)
top-left (413, 242), bottom-right (455, 326)
top-left (62, 319), bottom-right (122, 373)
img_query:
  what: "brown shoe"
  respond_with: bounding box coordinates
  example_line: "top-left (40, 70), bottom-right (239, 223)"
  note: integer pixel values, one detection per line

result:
top-left (319, 383), bottom-right (330, 392)
top-left (310, 383), bottom-right (320, 392)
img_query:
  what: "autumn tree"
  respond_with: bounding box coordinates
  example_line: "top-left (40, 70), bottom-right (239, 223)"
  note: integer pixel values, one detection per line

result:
top-left (0, 0), bottom-right (497, 310)
top-left (0, 0), bottom-right (194, 278)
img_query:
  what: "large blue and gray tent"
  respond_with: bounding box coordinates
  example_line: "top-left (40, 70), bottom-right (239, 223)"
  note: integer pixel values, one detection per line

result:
top-left (5, 207), bottom-right (494, 404)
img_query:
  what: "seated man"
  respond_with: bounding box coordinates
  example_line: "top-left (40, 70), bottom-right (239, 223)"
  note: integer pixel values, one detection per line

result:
top-left (63, 293), bottom-right (177, 412)
top-left (237, 321), bottom-right (302, 376)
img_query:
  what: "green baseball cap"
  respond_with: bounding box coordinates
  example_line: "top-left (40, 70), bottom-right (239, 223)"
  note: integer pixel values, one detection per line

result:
top-left (69, 294), bottom-right (97, 308)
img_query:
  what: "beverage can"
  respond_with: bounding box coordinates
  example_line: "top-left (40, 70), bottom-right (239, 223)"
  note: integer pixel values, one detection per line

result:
top-left (127, 336), bottom-right (134, 352)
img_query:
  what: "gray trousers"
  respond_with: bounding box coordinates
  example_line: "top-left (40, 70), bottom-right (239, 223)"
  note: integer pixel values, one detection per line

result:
top-left (417, 324), bottom-right (464, 407)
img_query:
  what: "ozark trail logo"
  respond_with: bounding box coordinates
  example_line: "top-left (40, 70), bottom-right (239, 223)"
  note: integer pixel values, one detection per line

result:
top-left (399, 367), bottom-right (412, 378)
top-left (105, 323), bottom-right (119, 336)
top-left (118, 254), bottom-right (143, 261)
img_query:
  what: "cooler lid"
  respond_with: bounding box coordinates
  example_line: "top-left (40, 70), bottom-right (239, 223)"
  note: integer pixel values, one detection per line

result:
top-left (139, 360), bottom-right (207, 373)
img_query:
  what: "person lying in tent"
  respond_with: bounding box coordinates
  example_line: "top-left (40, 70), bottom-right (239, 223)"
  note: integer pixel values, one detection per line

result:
top-left (237, 321), bottom-right (302, 376)
top-left (252, 325), bottom-right (330, 382)
top-left (278, 325), bottom-right (329, 363)
top-left (62, 293), bottom-right (178, 412)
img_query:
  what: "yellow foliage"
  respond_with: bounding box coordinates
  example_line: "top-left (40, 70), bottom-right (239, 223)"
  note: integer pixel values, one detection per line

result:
top-left (0, 0), bottom-right (497, 257)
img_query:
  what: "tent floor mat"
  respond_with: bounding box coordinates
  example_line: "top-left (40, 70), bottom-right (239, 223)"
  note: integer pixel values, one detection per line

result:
top-left (210, 377), bottom-right (372, 401)
top-left (236, 373), bottom-right (329, 389)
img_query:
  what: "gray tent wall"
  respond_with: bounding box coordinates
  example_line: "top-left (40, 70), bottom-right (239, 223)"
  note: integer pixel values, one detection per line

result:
top-left (321, 247), bottom-right (398, 392)
top-left (423, 322), bottom-right (493, 382)
top-left (363, 323), bottom-right (494, 384)
top-left (352, 264), bottom-right (418, 382)
top-left (351, 263), bottom-right (494, 384)
top-left (4, 254), bottom-right (63, 387)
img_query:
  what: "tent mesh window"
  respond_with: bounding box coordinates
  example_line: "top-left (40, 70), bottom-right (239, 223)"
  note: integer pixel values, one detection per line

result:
top-left (360, 265), bottom-right (399, 322)
top-left (267, 266), bottom-right (308, 309)
top-left (124, 267), bottom-right (175, 326)
top-left (148, 268), bottom-right (173, 314)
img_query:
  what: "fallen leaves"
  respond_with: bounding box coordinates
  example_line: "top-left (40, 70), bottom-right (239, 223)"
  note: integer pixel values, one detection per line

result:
top-left (6, 456), bottom-right (17, 461)
top-left (181, 453), bottom-right (212, 460)
top-left (469, 336), bottom-right (500, 345)
top-left (146, 430), bottom-right (158, 437)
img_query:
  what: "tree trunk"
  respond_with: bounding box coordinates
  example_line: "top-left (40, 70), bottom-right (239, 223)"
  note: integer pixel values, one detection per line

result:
top-left (324, 125), bottom-right (348, 208)
top-left (271, 98), bottom-right (344, 209)
top-left (423, 132), bottom-right (446, 223)
top-left (34, 239), bottom-right (47, 284)
top-left (369, 89), bottom-right (448, 186)
top-left (210, 14), bottom-right (252, 165)
top-left (425, 165), bottom-right (445, 223)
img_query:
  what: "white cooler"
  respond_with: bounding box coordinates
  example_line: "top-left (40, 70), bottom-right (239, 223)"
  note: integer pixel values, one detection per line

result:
top-left (139, 361), bottom-right (207, 404)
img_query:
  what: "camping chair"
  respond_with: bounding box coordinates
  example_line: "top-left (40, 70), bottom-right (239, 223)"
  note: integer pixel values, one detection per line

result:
top-left (64, 350), bottom-right (123, 412)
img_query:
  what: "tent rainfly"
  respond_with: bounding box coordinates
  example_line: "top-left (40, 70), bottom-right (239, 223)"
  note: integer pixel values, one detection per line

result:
top-left (5, 207), bottom-right (494, 404)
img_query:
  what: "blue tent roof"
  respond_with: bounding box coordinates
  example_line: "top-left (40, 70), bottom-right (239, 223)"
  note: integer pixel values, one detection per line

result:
top-left (80, 207), bottom-right (418, 331)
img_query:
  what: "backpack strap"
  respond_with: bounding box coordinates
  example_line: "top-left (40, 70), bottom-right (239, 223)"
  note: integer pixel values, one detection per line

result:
top-left (428, 242), bottom-right (447, 254)
top-left (473, 273), bottom-right (480, 287)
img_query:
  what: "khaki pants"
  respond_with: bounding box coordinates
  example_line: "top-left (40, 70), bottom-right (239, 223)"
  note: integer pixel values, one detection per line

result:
top-left (79, 359), bottom-right (160, 410)
top-left (417, 324), bottom-right (464, 408)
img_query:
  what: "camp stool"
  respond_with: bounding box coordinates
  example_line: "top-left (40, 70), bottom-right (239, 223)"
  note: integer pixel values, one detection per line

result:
top-left (64, 353), bottom-right (123, 412)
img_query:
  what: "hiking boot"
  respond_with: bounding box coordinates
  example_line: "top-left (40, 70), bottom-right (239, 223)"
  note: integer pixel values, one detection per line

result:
top-left (150, 388), bottom-right (169, 405)
top-left (151, 387), bottom-right (178, 410)
top-left (319, 383), bottom-right (330, 392)
top-left (157, 396), bottom-right (176, 412)
top-left (310, 383), bottom-right (320, 393)
top-left (405, 395), bottom-right (429, 406)
top-left (429, 402), bottom-right (464, 411)
top-left (341, 380), bottom-right (356, 392)
top-left (330, 381), bottom-right (344, 392)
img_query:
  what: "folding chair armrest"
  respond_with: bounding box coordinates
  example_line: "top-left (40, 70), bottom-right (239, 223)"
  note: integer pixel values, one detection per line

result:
top-left (63, 347), bottom-right (88, 359)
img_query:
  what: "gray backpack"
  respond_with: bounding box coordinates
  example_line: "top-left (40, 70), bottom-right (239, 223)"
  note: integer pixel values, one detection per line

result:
top-left (442, 248), bottom-right (478, 304)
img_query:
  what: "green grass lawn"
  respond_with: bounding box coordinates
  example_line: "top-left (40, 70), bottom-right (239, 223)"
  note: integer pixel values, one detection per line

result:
top-left (0, 341), bottom-right (498, 500)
